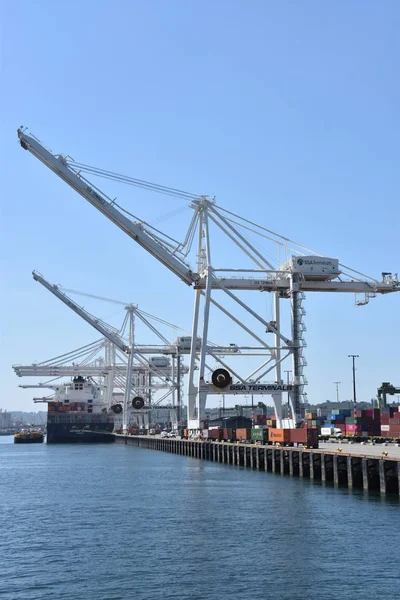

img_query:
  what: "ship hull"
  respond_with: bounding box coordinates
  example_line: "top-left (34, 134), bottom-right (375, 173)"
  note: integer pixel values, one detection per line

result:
top-left (46, 422), bottom-right (115, 444)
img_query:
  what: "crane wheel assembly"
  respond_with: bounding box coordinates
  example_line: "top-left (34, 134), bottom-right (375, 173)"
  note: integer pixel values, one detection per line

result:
top-left (132, 396), bottom-right (145, 410)
top-left (212, 368), bottom-right (232, 389)
top-left (111, 404), bottom-right (123, 414)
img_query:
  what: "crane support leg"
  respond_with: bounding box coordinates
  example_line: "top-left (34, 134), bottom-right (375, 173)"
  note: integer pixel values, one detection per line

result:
top-left (187, 289), bottom-right (201, 430)
top-left (290, 274), bottom-right (302, 422)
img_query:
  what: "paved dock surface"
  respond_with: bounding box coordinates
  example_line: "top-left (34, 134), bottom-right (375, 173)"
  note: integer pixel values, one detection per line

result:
top-left (144, 435), bottom-right (400, 460)
top-left (318, 441), bottom-right (400, 459)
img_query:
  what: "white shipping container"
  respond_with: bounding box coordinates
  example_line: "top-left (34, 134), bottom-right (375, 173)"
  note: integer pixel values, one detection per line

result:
top-left (321, 426), bottom-right (343, 436)
top-left (321, 427), bottom-right (333, 436)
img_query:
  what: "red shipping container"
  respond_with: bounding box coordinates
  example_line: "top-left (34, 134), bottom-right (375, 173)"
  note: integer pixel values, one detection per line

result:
top-left (289, 428), bottom-right (318, 448)
top-left (364, 409), bottom-right (380, 418)
top-left (223, 428), bottom-right (236, 441)
top-left (209, 428), bottom-right (223, 441)
top-left (346, 424), bottom-right (363, 434)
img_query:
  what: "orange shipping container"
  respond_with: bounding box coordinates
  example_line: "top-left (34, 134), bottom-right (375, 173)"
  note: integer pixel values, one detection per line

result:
top-left (268, 428), bottom-right (290, 443)
top-left (236, 428), bottom-right (251, 441)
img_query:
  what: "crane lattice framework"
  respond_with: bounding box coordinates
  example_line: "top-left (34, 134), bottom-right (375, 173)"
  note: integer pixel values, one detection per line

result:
top-left (13, 336), bottom-right (188, 416)
top-left (17, 128), bottom-right (400, 431)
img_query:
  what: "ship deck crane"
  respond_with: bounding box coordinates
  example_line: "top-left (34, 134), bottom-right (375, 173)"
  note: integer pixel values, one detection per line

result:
top-left (18, 128), bottom-right (400, 431)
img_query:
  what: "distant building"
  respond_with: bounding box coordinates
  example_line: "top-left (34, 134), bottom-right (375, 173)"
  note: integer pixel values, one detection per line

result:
top-left (10, 411), bottom-right (47, 425)
top-left (0, 410), bottom-right (12, 429)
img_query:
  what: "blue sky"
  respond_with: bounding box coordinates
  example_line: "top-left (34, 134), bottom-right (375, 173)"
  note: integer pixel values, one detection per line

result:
top-left (1, 0), bottom-right (399, 411)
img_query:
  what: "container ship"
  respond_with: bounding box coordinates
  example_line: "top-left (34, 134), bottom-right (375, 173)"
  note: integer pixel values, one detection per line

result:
top-left (47, 376), bottom-right (115, 443)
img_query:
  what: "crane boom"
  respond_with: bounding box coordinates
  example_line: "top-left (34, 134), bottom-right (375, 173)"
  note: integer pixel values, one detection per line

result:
top-left (32, 271), bottom-right (130, 353)
top-left (18, 129), bottom-right (399, 296)
top-left (19, 130), bottom-right (196, 286)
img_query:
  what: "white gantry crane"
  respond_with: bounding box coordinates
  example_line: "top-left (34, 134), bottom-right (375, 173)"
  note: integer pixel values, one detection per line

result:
top-left (13, 338), bottom-right (184, 417)
top-left (18, 128), bottom-right (400, 431)
top-left (22, 271), bottom-right (192, 430)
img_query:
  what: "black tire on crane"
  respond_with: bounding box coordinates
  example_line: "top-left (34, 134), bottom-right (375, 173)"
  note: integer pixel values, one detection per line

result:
top-left (132, 396), bottom-right (145, 410)
top-left (211, 368), bottom-right (232, 389)
top-left (111, 404), bottom-right (123, 414)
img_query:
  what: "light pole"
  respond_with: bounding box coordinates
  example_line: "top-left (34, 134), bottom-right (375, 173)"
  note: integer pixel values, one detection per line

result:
top-left (334, 381), bottom-right (341, 404)
top-left (348, 355), bottom-right (359, 416)
top-left (284, 370), bottom-right (292, 418)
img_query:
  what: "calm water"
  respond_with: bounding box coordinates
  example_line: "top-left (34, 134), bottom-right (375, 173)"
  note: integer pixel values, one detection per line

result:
top-left (0, 436), bottom-right (399, 600)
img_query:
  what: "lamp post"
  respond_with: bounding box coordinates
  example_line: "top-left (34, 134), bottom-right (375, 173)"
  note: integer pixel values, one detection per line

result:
top-left (348, 355), bottom-right (359, 417)
top-left (334, 381), bottom-right (341, 404)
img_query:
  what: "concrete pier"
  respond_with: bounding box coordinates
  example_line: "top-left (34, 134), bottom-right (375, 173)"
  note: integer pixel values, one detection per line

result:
top-left (115, 436), bottom-right (400, 496)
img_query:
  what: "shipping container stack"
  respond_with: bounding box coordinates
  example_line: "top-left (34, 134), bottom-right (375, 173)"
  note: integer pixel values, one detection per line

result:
top-left (344, 408), bottom-right (380, 438)
top-left (323, 408), bottom-right (350, 434)
top-left (266, 414), bottom-right (277, 428)
top-left (253, 414), bottom-right (268, 427)
top-left (48, 402), bottom-right (87, 413)
top-left (304, 412), bottom-right (326, 430)
top-left (380, 406), bottom-right (400, 440)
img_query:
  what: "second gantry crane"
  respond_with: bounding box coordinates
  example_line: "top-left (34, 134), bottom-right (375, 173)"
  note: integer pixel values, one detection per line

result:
top-left (31, 271), bottom-right (189, 430)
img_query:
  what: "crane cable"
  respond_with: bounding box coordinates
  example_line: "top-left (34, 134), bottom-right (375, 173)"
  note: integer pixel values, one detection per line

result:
top-left (68, 160), bottom-right (377, 283)
top-left (66, 160), bottom-right (200, 258)
top-left (66, 160), bottom-right (201, 201)
top-left (216, 205), bottom-right (378, 283)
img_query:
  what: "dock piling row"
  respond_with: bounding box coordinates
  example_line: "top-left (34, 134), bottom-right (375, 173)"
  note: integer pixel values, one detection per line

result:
top-left (115, 435), bottom-right (400, 496)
